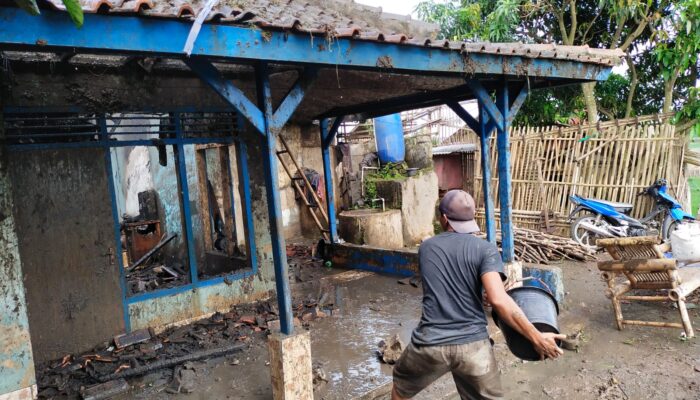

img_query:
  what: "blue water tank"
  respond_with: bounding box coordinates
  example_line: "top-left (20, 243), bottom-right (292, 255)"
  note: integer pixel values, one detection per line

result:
top-left (374, 113), bottom-right (405, 164)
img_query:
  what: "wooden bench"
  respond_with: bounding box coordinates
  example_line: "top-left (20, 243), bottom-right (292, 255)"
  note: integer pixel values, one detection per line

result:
top-left (596, 236), bottom-right (700, 338)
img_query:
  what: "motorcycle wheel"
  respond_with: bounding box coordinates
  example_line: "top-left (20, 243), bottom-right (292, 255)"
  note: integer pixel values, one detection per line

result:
top-left (662, 215), bottom-right (680, 241)
top-left (571, 213), bottom-right (607, 249)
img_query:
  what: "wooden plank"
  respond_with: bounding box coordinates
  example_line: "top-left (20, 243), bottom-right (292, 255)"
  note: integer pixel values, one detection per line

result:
top-left (218, 146), bottom-right (236, 255)
top-left (195, 148), bottom-right (213, 251)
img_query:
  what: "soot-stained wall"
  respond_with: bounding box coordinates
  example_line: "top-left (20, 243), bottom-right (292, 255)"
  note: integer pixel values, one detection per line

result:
top-left (9, 148), bottom-right (125, 363)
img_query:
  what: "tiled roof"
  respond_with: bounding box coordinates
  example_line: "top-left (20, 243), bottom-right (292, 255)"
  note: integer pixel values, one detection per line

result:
top-left (41, 0), bottom-right (440, 38)
top-left (32, 0), bottom-right (624, 66)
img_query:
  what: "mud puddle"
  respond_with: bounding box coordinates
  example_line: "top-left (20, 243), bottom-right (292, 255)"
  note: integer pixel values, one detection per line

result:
top-left (309, 274), bottom-right (422, 399)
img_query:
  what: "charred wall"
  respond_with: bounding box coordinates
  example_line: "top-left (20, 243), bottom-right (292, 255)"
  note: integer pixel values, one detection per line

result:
top-left (9, 148), bottom-right (125, 363)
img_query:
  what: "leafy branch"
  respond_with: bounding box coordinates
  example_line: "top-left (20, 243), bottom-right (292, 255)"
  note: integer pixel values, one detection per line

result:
top-left (14, 0), bottom-right (84, 27)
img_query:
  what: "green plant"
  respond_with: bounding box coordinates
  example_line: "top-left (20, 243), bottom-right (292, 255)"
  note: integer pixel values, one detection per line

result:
top-left (374, 162), bottom-right (408, 179)
top-left (362, 162), bottom-right (409, 205)
top-left (14, 0), bottom-right (84, 27)
top-left (364, 179), bottom-right (377, 201)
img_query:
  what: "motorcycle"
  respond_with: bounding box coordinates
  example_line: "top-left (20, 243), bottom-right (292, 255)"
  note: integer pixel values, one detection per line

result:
top-left (569, 179), bottom-right (696, 247)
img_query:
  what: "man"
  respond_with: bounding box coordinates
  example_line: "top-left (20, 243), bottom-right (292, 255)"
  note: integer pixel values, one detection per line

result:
top-left (392, 190), bottom-right (565, 400)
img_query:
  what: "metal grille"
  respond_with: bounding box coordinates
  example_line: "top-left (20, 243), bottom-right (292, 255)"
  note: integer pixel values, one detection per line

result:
top-left (3, 110), bottom-right (239, 146)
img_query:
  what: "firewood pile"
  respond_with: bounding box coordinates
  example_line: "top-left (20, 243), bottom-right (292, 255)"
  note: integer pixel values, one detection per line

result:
top-left (481, 227), bottom-right (597, 264)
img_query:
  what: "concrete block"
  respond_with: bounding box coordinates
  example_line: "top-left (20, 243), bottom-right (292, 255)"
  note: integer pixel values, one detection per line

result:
top-left (375, 172), bottom-right (438, 246)
top-left (268, 330), bottom-right (313, 400)
top-left (522, 265), bottom-right (565, 305)
top-left (0, 385), bottom-right (37, 400)
top-left (401, 172), bottom-right (438, 245)
top-left (338, 209), bottom-right (404, 249)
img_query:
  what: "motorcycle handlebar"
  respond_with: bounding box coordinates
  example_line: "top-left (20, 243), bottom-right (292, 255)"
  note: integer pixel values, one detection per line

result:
top-left (639, 179), bottom-right (667, 196)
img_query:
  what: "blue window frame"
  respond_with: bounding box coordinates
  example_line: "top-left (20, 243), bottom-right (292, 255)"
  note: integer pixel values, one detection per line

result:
top-left (4, 107), bottom-right (258, 331)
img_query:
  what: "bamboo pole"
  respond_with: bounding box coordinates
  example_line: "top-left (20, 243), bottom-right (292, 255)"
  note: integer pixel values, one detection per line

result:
top-left (622, 320), bottom-right (684, 329)
top-left (597, 258), bottom-right (676, 272)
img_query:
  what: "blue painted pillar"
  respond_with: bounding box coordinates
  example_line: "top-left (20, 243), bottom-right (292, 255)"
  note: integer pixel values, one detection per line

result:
top-left (257, 63), bottom-right (294, 335)
top-left (496, 81), bottom-right (515, 262)
top-left (0, 113), bottom-right (37, 397)
top-left (99, 116), bottom-right (131, 332)
top-left (173, 113), bottom-right (200, 286)
top-left (478, 101), bottom-right (497, 244)
top-left (320, 119), bottom-right (338, 243)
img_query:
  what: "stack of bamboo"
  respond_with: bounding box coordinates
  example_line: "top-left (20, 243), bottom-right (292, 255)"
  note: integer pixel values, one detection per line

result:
top-left (686, 149), bottom-right (700, 166)
top-left (470, 114), bottom-right (690, 235)
top-left (482, 227), bottom-right (597, 264)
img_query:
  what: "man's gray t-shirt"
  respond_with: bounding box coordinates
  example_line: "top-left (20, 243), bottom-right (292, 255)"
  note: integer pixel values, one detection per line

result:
top-left (411, 232), bottom-right (505, 346)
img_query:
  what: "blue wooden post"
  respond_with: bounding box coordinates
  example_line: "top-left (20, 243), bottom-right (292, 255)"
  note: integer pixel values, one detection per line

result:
top-left (256, 62), bottom-right (294, 335)
top-left (496, 81), bottom-right (515, 262)
top-left (478, 101), bottom-right (497, 244)
top-left (320, 118), bottom-right (338, 243)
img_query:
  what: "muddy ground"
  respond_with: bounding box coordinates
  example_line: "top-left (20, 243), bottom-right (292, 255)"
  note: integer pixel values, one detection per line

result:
top-left (125, 258), bottom-right (699, 400)
top-left (41, 250), bottom-right (700, 399)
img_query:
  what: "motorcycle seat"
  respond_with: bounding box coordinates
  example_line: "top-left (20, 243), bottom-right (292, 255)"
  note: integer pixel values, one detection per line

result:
top-left (586, 198), bottom-right (634, 212)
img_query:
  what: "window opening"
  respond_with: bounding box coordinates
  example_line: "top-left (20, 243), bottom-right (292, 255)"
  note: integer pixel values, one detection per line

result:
top-left (108, 113), bottom-right (192, 296)
top-left (4, 109), bottom-right (255, 304)
top-left (190, 116), bottom-right (250, 279)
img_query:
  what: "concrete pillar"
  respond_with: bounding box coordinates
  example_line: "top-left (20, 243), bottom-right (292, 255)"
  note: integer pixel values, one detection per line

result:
top-left (0, 110), bottom-right (37, 398)
top-left (268, 330), bottom-right (313, 400)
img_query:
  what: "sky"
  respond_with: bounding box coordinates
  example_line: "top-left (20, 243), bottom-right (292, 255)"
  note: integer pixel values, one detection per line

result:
top-left (355, 0), bottom-right (422, 16)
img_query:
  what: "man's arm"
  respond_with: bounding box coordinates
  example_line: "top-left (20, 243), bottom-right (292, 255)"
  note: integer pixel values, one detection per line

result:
top-left (482, 271), bottom-right (565, 360)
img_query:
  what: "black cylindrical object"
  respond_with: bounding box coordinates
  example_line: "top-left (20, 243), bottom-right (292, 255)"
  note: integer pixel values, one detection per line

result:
top-left (492, 286), bottom-right (560, 361)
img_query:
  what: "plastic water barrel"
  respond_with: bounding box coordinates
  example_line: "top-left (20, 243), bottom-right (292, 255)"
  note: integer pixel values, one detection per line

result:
top-left (374, 114), bottom-right (405, 163)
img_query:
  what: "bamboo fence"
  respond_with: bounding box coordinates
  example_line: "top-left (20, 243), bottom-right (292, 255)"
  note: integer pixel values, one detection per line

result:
top-left (463, 114), bottom-right (691, 236)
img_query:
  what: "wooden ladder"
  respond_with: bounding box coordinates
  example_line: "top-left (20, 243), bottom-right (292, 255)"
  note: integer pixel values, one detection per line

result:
top-left (276, 135), bottom-right (330, 241)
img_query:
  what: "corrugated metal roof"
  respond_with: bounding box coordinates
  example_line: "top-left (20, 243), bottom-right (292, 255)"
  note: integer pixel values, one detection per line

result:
top-left (34, 0), bottom-right (624, 66)
top-left (432, 144), bottom-right (477, 155)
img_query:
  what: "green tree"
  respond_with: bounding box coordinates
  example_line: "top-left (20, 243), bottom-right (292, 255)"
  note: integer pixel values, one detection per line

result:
top-left (415, 0), bottom-right (666, 124)
top-left (653, 0), bottom-right (700, 122)
top-left (14, 0), bottom-right (84, 27)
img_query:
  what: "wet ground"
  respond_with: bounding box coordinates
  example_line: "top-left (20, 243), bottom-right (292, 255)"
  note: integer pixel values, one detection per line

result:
top-left (46, 250), bottom-right (699, 399)
top-left (125, 258), bottom-right (699, 400)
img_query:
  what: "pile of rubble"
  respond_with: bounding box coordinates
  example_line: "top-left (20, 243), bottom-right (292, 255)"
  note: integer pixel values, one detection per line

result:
top-left (37, 301), bottom-right (280, 398)
top-left (38, 297), bottom-right (337, 398)
top-left (125, 233), bottom-right (188, 296)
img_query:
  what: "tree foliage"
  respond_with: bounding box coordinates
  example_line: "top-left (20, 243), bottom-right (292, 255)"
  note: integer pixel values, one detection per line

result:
top-left (414, 0), bottom-right (700, 127)
top-left (653, 0), bottom-right (700, 130)
top-left (14, 0), bottom-right (83, 27)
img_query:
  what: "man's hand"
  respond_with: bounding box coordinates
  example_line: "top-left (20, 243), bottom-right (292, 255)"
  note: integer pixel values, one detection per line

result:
top-left (482, 272), bottom-right (567, 362)
top-left (531, 332), bottom-right (566, 360)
